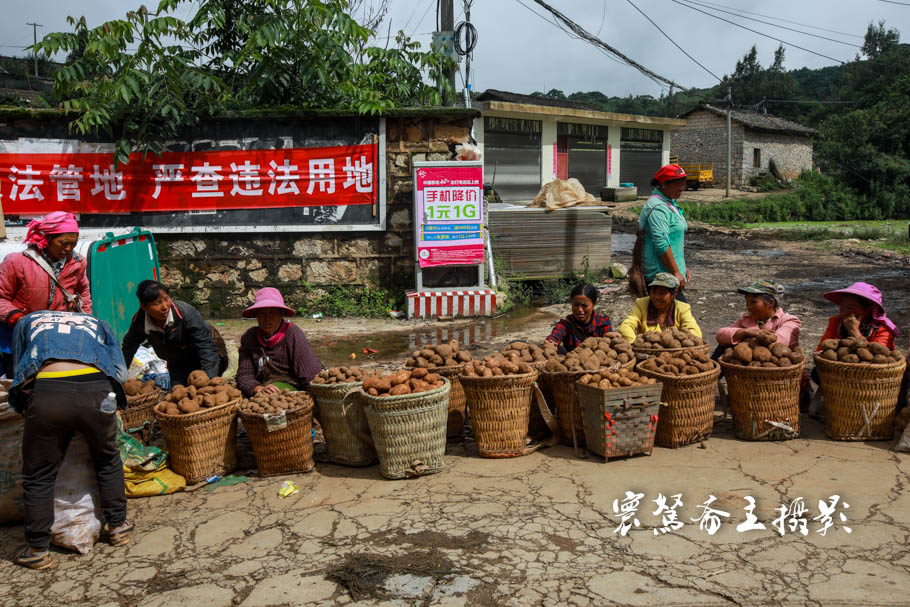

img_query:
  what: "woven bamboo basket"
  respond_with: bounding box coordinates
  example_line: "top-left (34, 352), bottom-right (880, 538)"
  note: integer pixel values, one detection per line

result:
top-left (153, 398), bottom-right (241, 484)
top-left (460, 370), bottom-right (558, 458)
top-left (719, 360), bottom-right (805, 441)
top-left (309, 381), bottom-right (376, 466)
top-left (239, 397), bottom-right (315, 476)
top-left (636, 360), bottom-right (721, 448)
top-left (814, 353), bottom-right (906, 440)
top-left (576, 381), bottom-right (663, 460)
top-left (121, 389), bottom-right (163, 444)
top-left (356, 379), bottom-right (451, 480)
top-left (633, 343), bottom-right (711, 362)
top-left (407, 365), bottom-right (466, 437)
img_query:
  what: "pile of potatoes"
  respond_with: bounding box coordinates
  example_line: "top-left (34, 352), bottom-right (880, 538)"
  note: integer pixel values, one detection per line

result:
top-left (578, 367), bottom-right (658, 389)
top-left (123, 378), bottom-right (159, 397)
top-left (157, 370), bottom-right (242, 415)
top-left (461, 352), bottom-right (535, 377)
top-left (499, 341), bottom-right (554, 363)
top-left (638, 350), bottom-right (716, 377)
top-left (362, 368), bottom-right (445, 397)
top-left (240, 390), bottom-right (313, 416)
top-left (720, 330), bottom-right (806, 367)
top-left (405, 341), bottom-right (472, 369)
top-left (542, 334), bottom-right (634, 373)
top-left (311, 366), bottom-right (367, 385)
top-left (633, 327), bottom-right (706, 351)
top-left (816, 336), bottom-right (903, 365)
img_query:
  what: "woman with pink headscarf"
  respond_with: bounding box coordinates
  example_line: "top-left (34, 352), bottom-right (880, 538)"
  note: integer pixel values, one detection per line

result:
top-left (0, 212), bottom-right (90, 376)
top-left (816, 282), bottom-right (899, 351)
top-left (0, 211), bottom-right (91, 324)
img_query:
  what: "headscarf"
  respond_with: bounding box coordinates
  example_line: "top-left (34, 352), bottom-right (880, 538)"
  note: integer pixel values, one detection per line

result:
top-left (25, 212), bottom-right (79, 250)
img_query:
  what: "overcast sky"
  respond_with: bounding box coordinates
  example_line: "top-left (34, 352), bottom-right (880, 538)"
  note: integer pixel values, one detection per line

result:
top-left (3, 0), bottom-right (909, 98)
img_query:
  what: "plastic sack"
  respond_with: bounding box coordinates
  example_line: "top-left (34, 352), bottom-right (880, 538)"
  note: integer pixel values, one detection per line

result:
top-left (0, 404), bottom-right (25, 524)
top-left (897, 422), bottom-right (910, 453)
top-left (530, 178), bottom-right (597, 210)
top-left (116, 415), bottom-right (185, 498)
top-left (51, 437), bottom-right (103, 554)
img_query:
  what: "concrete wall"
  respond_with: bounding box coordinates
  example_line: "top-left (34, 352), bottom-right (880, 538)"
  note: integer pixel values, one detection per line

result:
top-left (741, 130), bottom-right (813, 183)
top-left (670, 109), bottom-right (745, 187)
top-left (0, 110), bottom-right (475, 315)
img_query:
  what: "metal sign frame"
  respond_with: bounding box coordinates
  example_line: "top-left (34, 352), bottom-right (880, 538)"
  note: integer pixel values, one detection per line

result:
top-left (412, 160), bottom-right (484, 292)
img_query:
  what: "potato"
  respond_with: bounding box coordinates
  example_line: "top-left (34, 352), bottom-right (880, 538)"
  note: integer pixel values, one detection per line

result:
top-left (819, 349), bottom-right (838, 361)
top-left (869, 342), bottom-right (890, 356)
top-left (753, 346), bottom-right (772, 363)
top-left (390, 370), bottom-right (410, 386)
top-left (842, 353), bottom-right (860, 364)
top-left (660, 332), bottom-right (674, 347)
top-left (856, 347), bottom-right (874, 362)
top-left (374, 378), bottom-right (392, 393)
top-left (436, 344), bottom-right (453, 358)
top-left (820, 339), bottom-right (839, 351)
top-left (733, 343), bottom-right (753, 364)
top-left (757, 330), bottom-right (778, 346)
top-left (367, 387), bottom-right (379, 396)
top-left (872, 354), bottom-right (890, 365)
top-left (669, 339), bottom-right (682, 349)
top-left (188, 370), bottom-right (210, 388)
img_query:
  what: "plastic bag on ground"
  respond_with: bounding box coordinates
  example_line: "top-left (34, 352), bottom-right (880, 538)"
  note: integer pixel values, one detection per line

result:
top-left (115, 415), bottom-right (185, 498)
top-left (51, 436), bottom-right (103, 554)
top-left (530, 178), bottom-right (597, 210)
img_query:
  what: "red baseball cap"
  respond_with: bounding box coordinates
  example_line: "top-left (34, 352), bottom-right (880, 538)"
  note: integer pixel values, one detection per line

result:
top-left (654, 164), bottom-right (687, 184)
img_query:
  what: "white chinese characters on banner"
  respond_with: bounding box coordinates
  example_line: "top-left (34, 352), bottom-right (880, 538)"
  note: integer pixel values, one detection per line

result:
top-left (3, 154), bottom-right (373, 204)
top-left (423, 187), bottom-right (480, 221)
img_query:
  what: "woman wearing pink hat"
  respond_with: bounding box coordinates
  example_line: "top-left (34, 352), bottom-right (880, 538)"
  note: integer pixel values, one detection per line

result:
top-left (0, 212), bottom-right (90, 376)
top-left (236, 288), bottom-right (323, 397)
top-left (816, 282), bottom-right (899, 351)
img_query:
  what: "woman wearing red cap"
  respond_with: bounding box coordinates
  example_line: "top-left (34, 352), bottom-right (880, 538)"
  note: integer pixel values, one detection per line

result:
top-left (0, 212), bottom-right (91, 376)
top-left (631, 164), bottom-right (690, 301)
top-left (236, 288), bottom-right (323, 397)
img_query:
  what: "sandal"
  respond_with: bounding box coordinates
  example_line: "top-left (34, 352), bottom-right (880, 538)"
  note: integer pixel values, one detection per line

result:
top-left (13, 546), bottom-right (54, 570)
top-left (108, 520), bottom-right (135, 547)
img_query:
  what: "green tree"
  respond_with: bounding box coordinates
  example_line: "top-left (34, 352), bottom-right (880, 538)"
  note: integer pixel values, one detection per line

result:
top-left (34, 0), bottom-right (454, 163)
top-left (861, 20), bottom-right (900, 59)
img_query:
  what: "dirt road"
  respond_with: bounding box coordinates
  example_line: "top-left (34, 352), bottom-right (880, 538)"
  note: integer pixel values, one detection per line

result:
top-left (1, 230), bottom-right (908, 606)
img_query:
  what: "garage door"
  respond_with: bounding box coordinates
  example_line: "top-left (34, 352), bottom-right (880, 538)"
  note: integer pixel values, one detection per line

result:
top-left (483, 117), bottom-right (541, 202)
top-left (619, 128), bottom-right (663, 196)
top-left (561, 123), bottom-right (608, 197)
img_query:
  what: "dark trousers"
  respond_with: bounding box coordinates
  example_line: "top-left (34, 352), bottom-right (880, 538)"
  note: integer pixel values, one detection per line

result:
top-left (22, 377), bottom-right (126, 550)
top-left (675, 288), bottom-right (688, 303)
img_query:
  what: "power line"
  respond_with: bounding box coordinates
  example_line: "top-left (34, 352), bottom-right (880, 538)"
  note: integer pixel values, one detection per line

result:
top-left (625, 0), bottom-right (721, 82)
top-left (694, 0), bottom-right (865, 39)
top-left (671, 0), bottom-right (848, 65)
top-left (877, 0), bottom-right (910, 5)
top-left (410, 0), bottom-right (436, 36)
top-left (595, 0), bottom-right (607, 37)
top-left (682, 0), bottom-right (860, 47)
top-left (527, 0), bottom-right (691, 91)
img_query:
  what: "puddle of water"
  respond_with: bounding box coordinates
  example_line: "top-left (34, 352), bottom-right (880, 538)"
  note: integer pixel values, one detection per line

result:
top-left (611, 232), bottom-right (637, 255)
top-left (313, 304), bottom-right (550, 367)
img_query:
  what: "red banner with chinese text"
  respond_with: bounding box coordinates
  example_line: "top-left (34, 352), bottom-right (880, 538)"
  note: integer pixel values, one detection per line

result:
top-left (0, 144), bottom-right (375, 215)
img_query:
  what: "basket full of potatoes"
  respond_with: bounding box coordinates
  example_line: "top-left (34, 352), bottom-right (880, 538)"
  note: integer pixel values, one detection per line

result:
top-left (632, 327), bottom-right (709, 360)
top-left (815, 337), bottom-right (903, 366)
top-left (499, 341), bottom-right (554, 367)
top-left (636, 349), bottom-right (718, 379)
top-left (406, 341), bottom-right (472, 370)
top-left (719, 330), bottom-right (805, 369)
top-left (154, 371), bottom-right (242, 417)
top-left (541, 334), bottom-right (635, 375)
top-left (362, 368), bottom-right (447, 398)
top-left (461, 353), bottom-right (536, 379)
top-left (239, 390), bottom-right (317, 476)
top-left (310, 366), bottom-right (367, 386)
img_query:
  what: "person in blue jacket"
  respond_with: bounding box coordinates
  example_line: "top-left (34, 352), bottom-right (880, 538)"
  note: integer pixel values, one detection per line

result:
top-left (9, 311), bottom-right (133, 570)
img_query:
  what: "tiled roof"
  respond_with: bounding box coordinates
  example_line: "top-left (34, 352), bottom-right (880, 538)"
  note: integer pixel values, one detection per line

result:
top-left (685, 104), bottom-right (816, 136)
top-left (475, 89), bottom-right (598, 111)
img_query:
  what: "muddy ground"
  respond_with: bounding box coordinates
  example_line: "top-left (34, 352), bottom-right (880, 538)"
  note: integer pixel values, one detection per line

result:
top-left (1, 228), bottom-right (909, 606)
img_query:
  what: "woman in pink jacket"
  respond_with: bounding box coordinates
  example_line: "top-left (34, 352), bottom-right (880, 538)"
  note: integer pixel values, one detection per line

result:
top-left (0, 212), bottom-right (91, 376)
top-left (714, 280), bottom-right (800, 355)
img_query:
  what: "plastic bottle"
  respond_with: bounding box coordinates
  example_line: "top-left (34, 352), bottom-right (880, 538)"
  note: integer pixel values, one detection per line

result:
top-left (100, 392), bottom-right (117, 414)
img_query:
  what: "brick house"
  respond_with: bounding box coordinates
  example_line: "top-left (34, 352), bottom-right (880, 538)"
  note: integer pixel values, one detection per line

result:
top-left (671, 105), bottom-right (816, 188)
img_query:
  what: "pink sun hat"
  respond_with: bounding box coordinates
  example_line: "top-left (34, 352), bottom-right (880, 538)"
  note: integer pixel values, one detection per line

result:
top-left (823, 282), bottom-right (899, 336)
top-left (242, 287), bottom-right (296, 318)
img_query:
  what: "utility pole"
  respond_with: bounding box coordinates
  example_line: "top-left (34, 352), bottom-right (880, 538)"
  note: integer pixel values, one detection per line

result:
top-left (725, 86), bottom-right (732, 198)
top-left (27, 22), bottom-right (43, 78)
top-left (440, 0), bottom-right (456, 105)
top-left (463, 1), bottom-right (472, 109)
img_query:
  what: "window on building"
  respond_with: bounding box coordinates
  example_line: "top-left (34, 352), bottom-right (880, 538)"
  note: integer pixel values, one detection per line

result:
top-left (753, 148), bottom-right (761, 168)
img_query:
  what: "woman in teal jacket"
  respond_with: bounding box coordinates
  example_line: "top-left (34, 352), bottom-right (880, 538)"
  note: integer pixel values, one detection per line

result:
top-left (636, 164), bottom-right (689, 301)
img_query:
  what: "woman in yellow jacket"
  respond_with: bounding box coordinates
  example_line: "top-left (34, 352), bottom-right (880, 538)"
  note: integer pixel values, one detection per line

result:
top-left (619, 272), bottom-right (702, 342)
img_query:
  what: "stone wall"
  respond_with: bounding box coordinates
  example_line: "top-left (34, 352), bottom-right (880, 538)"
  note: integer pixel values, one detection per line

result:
top-left (670, 108), bottom-right (813, 188)
top-left (670, 109), bottom-right (745, 187)
top-left (741, 130), bottom-right (813, 183)
top-left (157, 114), bottom-right (475, 315)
